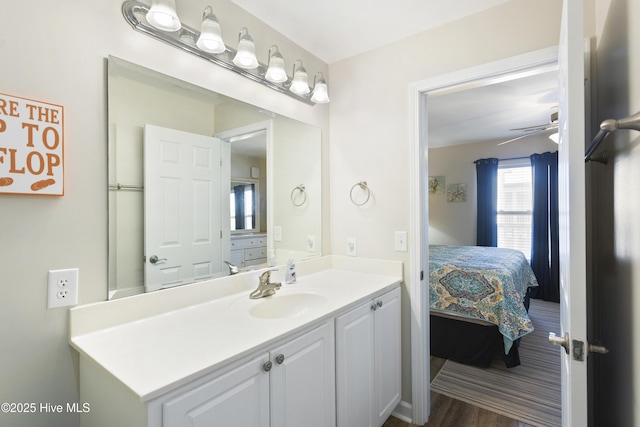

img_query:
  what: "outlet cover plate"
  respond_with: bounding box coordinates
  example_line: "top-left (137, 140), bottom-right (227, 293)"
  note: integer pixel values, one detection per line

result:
top-left (306, 235), bottom-right (316, 252)
top-left (48, 268), bottom-right (79, 308)
top-left (346, 237), bottom-right (357, 256)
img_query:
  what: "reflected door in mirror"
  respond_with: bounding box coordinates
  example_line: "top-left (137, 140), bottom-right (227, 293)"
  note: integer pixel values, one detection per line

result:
top-left (144, 125), bottom-right (230, 291)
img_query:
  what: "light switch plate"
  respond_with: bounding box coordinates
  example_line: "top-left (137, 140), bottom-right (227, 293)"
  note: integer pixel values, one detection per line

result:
top-left (274, 226), bottom-right (282, 242)
top-left (394, 231), bottom-right (408, 252)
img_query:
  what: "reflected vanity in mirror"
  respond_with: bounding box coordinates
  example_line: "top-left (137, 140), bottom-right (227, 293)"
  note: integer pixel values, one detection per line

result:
top-left (108, 56), bottom-right (321, 299)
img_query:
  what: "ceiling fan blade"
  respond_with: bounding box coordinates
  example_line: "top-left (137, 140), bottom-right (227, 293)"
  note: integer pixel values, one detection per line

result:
top-left (497, 127), bottom-right (557, 145)
top-left (497, 133), bottom-right (532, 145)
top-left (509, 123), bottom-right (558, 132)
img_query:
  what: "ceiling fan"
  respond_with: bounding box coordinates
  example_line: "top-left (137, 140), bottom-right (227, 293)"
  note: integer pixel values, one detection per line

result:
top-left (497, 111), bottom-right (559, 145)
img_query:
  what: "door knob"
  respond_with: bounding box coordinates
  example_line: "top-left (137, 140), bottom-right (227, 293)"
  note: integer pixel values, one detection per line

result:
top-left (149, 255), bottom-right (167, 264)
top-left (548, 332), bottom-right (570, 354)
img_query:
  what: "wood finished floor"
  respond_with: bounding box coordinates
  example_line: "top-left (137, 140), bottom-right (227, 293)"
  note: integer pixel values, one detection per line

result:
top-left (382, 357), bottom-right (532, 427)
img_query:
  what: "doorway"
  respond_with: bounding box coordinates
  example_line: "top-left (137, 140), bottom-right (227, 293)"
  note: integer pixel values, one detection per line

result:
top-left (409, 46), bottom-right (560, 424)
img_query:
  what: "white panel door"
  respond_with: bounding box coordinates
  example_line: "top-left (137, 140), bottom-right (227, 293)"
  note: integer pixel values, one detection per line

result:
top-left (270, 322), bottom-right (335, 427)
top-left (144, 124), bottom-right (226, 292)
top-left (336, 301), bottom-right (375, 427)
top-left (373, 287), bottom-right (401, 425)
top-left (556, 0), bottom-right (588, 425)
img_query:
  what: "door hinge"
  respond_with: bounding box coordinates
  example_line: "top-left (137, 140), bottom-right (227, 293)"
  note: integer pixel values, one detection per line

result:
top-left (420, 270), bottom-right (424, 280)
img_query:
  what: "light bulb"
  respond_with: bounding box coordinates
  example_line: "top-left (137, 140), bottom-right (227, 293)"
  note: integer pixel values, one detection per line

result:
top-left (311, 73), bottom-right (329, 103)
top-left (290, 60), bottom-right (310, 95)
top-left (232, 28), bottom-right (258, 69)
top-left (265, 46), bottom-right (287, 83)
top-left (146, 0), bottom-right (181, 32)
top-left (196, 6), bottom-right (225, 54)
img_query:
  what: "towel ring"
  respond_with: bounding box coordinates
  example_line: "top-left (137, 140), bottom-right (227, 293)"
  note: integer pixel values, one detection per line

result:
top-left (290, 184), bottom-right (307, 207)
top-left (350, 181), bottom-right (371, 206)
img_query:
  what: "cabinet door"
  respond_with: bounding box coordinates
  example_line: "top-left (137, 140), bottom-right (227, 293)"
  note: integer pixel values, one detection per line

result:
top-left (373, 287), bottom-right (401, 425)
top-left (162, 353), bottom-right (270, 427)
top-left (270, 322), bottom-right (335, 427)
top-left (336, 300), bottom-right (375, 427)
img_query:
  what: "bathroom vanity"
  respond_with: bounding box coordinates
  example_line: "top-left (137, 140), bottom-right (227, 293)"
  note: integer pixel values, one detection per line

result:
top-left (230, 233), bottom-right (268, 268)
top-left (70, 256), bottom-right (402, 427)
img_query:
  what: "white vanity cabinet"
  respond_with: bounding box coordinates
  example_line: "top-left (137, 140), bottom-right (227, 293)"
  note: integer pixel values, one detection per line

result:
top-left (335, 287), bottom-right (401, 427)
top-left (151, 321), bottom-right (334, 427)
top-left (230, 234), bottom-right (268, 267)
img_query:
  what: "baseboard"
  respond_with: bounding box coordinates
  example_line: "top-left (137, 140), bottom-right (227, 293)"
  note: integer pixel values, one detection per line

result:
top-left (391, 400), bottom-right (413, 423)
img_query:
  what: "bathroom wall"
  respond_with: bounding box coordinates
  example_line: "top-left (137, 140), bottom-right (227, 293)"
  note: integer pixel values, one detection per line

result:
top-left (0, 2), bottom-right (328, 426)
top-left (428, 135), bottom-right (558, 246)
top-left (328, 0), bottom-right (588, 409)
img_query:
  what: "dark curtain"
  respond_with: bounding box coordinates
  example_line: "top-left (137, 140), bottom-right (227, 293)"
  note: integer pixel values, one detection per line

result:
top-left (233, 185), bottom-right (245, 230)
top-left (475, 158), bottom-right (499, 246)
top-left (529, 151), bottom-right (560, 302)
top-left (248, 183), bottom-right (255, 228)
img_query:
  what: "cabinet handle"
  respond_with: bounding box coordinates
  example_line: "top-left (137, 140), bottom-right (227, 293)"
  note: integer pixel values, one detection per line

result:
top-left (275, 354), bottom-right (285, 365)
top-left (263, 361), bottom-right (273, 372)
top-left (377, 300), bottom-right (383, 308)
top-left (371, 303), bottom-right (377, 311)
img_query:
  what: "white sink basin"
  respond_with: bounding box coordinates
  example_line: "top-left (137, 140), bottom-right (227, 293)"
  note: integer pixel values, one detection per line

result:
top-left (249, 292), bottom-right (328, 319)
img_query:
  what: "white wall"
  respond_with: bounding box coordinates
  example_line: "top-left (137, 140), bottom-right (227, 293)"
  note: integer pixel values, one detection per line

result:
top-left (0, 2), bottom-right (328, 426)
top-left (592, 0), bottom-right (640, 424)
top-left (429, 136), bottom-right (558, 246)
top-left (329, 0), bottom-right (563, 408)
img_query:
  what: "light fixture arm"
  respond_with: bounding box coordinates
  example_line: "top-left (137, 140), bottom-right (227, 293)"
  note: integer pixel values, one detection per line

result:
top-left (122, 0), bottom-right (318, 105)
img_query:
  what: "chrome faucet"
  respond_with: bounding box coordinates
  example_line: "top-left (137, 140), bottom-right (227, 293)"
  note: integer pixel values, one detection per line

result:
top-left (224, 261), bottom-right (239, 275)
top-left (249, 269), bottom-right (281, 299)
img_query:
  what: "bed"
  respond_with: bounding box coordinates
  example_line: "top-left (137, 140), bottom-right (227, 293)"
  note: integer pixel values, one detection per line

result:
top-left (429, 245), bottom-right (538, 368)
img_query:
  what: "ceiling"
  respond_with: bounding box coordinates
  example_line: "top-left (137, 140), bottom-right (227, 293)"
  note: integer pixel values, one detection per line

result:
top-left (228, 0), bottom-right (512, 64)
top-left (228, 0), bottom-right (558, 146)
top-left (428, 69), bottom-right (559, 147)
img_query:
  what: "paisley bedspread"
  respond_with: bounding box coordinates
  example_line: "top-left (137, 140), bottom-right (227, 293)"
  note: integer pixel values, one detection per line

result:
top-left (429, 245), bottom-right (538, 352)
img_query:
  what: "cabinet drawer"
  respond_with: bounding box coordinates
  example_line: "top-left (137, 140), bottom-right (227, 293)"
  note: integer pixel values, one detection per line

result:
top-left (231, 236), bottom-right (267, 249)
top-left (244, 247), bottom-right (267, 261)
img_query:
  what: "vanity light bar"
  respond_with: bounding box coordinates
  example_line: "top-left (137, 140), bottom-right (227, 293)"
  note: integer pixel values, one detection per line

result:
top-left (122, 0), bottom-right (324, 106)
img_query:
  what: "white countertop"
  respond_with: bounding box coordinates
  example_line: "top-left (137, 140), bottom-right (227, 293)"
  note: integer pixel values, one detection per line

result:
top-left (70, 256), bottom-right (402, 402)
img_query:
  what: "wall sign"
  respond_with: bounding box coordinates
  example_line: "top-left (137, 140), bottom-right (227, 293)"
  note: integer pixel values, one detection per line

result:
top-left (0, 93), bottom-right (64, 196)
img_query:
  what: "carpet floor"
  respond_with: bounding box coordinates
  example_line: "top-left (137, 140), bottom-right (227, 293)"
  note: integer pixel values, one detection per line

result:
top-left (430, 299), bottom-right (561, 427)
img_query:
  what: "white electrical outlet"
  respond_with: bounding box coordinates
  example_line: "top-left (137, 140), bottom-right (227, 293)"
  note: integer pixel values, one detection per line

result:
top-left (346, 237), bottom-right (357, 256)
top-left (394, 231), bottom-right (408, 252)
top-left (274, 226), bottom-right (282, 242)
top-left (48, 268), bottom-right (79, 308)
top-left (306, 235), bottom-right (316, 252)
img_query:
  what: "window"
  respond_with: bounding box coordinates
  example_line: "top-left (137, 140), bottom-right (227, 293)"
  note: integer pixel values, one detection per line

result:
top-left (230, 181), bottom-right (258, 232)
top-left (497, 159), bottom-right (532, 259)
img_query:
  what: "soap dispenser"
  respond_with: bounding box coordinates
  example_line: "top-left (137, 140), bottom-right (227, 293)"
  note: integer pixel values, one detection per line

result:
top-left (285, 258), bottom-right (297, 284)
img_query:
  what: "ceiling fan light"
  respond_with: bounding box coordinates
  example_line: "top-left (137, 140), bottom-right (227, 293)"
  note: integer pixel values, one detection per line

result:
top-left (196, 7), bottom-right (226, 54)
top-left (233, 28), bottom-right (258, 69)
top-left (146, 0), bottom-right (181, 32)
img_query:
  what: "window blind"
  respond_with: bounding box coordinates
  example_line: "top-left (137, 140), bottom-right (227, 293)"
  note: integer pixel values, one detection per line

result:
top-left (497, 164), bottom-right (532, 258)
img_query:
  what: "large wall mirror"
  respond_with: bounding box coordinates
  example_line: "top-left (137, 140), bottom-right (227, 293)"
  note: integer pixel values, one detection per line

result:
top-left (108, 56), bottom-right (322, 299)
